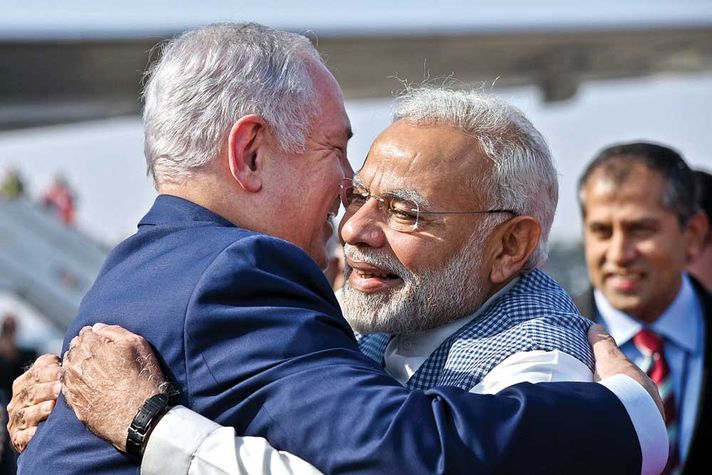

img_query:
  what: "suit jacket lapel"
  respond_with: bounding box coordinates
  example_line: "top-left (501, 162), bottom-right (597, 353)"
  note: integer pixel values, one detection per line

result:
top-left (681, 277), bottom-right (711, 473)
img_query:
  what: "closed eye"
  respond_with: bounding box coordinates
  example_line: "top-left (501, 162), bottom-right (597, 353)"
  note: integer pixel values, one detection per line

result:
top-left (387, 198), bottom-right (418, 223)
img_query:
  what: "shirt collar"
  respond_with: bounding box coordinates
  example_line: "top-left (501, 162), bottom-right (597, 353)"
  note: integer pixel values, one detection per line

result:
top-left (389, 277), bottom-right (520, 358)
top-left (594, 274), bottom-right (702, 354)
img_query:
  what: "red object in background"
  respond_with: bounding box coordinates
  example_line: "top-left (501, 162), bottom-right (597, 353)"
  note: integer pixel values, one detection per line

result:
top-left (42, 177), bottom-right (76, 225)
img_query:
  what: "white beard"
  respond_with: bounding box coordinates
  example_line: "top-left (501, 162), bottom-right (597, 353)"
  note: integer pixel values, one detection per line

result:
top-left (340, 230), bottom-right (488, 335)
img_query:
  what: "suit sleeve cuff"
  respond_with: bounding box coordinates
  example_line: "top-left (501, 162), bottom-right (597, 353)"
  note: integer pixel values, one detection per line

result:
top-left (142, 405), bottom-right (222, 474)
top-left (599, 375), bottom-right (668, 475)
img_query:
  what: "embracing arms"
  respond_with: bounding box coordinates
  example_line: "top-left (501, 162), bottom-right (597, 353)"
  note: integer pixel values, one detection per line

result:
top-left (9, 323), bottom-right (666, 474)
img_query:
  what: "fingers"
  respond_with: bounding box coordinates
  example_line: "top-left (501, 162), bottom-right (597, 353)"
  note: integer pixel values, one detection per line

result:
top-left (7, 354), bottom-right (62, 454)
top-left (588, 324), bottom-right (665, 417)
top-left (9, 354), bottom-right (61, 419)
top-left (7, 383), bottom-right (58, 454)
top-left (12, 354), bottom-right (61, 392)
top-left (69, 324), bottom-right (149, 356)
top-left (90, 323), bottom-right (139, 342)
top-left (90, 324), bottom-right (154, 361)
top-left (10, 427), bottom-right (37, 454)
top-left (587, 323), bottom-right (615, 346)
top-left (588, 324), bottom-right (620, 359)
top-left (70, 324), bottom-right (149, 351)
top-left (9, 397), bottom-right (55, 431)
top-left (32, 354), bottom-right (61, 369)
top-left (33, 359), bottom-right (61, 386)
top-left (9, 380), bottom-right (61, 413)
top-left (64, 328), bottom-right (108, 366)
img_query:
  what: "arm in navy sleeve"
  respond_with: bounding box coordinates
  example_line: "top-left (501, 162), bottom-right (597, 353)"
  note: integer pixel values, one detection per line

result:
top-left (183, 235), bottom-right (640, 475)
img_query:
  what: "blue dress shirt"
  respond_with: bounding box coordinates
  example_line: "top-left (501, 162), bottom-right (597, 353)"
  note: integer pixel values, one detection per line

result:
top-left (595, 274), bottom-right (706, 461)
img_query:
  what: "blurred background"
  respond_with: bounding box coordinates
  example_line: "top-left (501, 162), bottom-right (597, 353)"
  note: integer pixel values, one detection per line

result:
top-left (1, 0), bottom-right (711, 358)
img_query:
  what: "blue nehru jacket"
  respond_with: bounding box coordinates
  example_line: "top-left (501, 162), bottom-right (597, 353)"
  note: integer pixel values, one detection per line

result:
top-left (20, 195), bottom-right (641, 474)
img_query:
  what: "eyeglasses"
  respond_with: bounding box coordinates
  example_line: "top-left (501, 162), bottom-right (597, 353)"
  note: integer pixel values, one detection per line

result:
top-left (339, 178), bottom-right (518, 233)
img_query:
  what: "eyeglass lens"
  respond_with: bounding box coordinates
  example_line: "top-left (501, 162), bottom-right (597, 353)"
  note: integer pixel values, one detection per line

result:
top-left (340, 180), bottom-right (420, 232)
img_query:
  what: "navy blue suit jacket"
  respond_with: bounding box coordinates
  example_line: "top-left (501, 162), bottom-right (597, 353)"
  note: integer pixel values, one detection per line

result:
top-left (20, 196), bottom-right (641, 474)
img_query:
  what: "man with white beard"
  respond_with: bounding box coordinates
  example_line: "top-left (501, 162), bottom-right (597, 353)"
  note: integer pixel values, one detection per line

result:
top-left (341, 87), bottom-right (596, 394)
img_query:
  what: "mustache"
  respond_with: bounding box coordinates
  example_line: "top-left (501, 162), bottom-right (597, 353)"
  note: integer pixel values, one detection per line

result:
top-left (343, 244), bottom-right (408, 277)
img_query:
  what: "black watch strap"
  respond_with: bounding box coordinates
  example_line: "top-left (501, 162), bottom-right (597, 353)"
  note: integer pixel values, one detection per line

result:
top-left (126, 393), bottom-right (172, 460)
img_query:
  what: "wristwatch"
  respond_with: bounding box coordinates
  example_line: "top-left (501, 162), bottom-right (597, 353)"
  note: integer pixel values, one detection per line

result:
top-left (125, 392), bottom-right (172, 460)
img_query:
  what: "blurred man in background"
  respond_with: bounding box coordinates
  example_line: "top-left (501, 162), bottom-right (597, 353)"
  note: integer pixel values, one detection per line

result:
top-left (575, 142), bottom-right (710, 474)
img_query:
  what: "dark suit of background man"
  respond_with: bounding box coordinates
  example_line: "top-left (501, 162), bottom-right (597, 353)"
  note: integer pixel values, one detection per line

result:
top-left (575, 142), bottom-right (710, 475)
top-left (688, 169), bottom-right (712, 290)
top-left (17, 23), bottom-right (659, 474)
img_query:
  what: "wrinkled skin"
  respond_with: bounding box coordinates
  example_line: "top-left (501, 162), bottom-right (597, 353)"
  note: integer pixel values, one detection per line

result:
top-left (60, 323), bottom-right (167, 451)
top-left (6, 354), bottom-right (61, 452)
top-left (588, 324), bottom-right (664, 417)
top-left (8, 323), bottom-right (664, 454)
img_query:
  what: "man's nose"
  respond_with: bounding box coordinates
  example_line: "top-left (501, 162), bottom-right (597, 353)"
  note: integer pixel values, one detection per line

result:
top-left (340, 200), bottom-right (387, 249)
top-left (607, 231), bottom-right (637, 265)
top-left (340, 154), bottom-right (354, 180)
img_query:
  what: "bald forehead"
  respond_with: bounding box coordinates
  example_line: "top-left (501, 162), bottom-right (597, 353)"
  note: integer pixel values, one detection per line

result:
top-left (378, 120), bottom-right (478, 159)
top-left (363, 121), bottom-right (485, 179)
top-left (357, 121), bottom-right (491, 208)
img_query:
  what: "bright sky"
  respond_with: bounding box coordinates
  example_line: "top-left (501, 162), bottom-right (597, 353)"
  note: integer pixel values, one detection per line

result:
top-left (1, 0), bottom-right (711, 38)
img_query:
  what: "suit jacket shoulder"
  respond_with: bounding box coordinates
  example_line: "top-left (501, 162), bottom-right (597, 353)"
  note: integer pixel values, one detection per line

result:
top-left (18, 196), bottom-right (342, 474)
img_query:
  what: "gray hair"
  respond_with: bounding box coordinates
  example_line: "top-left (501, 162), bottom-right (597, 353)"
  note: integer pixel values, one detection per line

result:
top-left (143, 23), bottom-right (322, 186)
top-left (392, 87), bottom-right (558, 269)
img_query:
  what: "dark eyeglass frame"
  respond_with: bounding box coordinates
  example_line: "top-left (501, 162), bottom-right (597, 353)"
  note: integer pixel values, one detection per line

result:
top-left (339, 178), bottom-right (518, 233)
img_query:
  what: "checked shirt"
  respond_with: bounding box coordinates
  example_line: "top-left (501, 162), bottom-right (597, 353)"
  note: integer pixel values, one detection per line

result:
top-left (358, 269), bottom-right (595, 391)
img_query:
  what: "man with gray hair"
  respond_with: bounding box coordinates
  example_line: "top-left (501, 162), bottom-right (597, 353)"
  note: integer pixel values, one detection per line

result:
top-left (343, 87), bottom-right (596, 394)
top-left (12, 23), bottom-right (666, 475)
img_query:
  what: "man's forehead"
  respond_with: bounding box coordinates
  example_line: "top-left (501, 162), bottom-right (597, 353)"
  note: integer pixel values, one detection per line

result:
top-left (362, 124), bottom-right (482, 181)
top-left (583, 168), bottom-right (668, 210)
top-left (352, 170), bottom-right (431, 205)
top-left (308, 59), bottom-right (352, 142)
top-left (582, 183), bottom-right (677, 225)
top-left (355, 151), bottom-right (427, 194)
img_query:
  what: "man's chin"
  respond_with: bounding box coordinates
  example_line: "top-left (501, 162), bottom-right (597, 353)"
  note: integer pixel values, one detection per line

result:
top-left (348, 318), bottom-right (402, 336)
top-left (341, 285), bottom-right (401, 334)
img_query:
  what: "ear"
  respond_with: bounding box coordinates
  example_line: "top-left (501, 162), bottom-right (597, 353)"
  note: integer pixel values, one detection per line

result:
top-left (683, 211), bottom-right (709, 263)
top-left (227, 115), bottom-right (268, 193)
top-left (489, 216), bottom-right (542, 285)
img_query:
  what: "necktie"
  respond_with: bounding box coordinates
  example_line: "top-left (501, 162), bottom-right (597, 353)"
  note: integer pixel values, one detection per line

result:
top-left (633, 329), bottom-right (679, 473)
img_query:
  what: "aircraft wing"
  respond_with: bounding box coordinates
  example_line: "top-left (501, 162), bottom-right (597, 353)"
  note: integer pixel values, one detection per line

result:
top-left (1, 24), bottom-right (711, 131)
